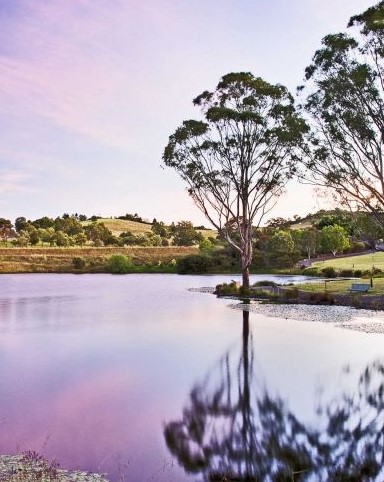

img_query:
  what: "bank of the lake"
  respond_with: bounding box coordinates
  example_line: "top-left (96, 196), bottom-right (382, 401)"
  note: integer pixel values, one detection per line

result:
top-left (0, 246), bottom-right (196, 274)
top-left (0, 454), bottom-right (108, 482)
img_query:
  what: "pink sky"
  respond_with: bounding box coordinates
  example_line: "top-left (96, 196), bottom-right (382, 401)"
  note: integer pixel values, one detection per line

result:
top-left (0, 0), bottom-right (375, 225)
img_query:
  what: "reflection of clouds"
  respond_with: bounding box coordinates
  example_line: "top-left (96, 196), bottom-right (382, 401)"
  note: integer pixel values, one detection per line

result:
top-left (0, 367), bottom-right (172, 479)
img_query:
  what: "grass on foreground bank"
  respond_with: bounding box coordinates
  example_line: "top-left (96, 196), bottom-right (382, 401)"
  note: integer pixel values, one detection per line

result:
top-left (297, 277), bottom-right (384, 295)
top-left (312, 251), bottom-right (384, 271)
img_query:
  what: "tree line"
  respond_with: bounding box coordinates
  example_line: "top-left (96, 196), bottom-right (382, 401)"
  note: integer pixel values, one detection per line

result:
top-left (0, 214), bottom-right (209, 248)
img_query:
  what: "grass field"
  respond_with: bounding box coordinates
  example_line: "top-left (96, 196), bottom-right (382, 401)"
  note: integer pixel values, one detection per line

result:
top-left (296, 277), bottom-right (384, 295)
top-left (83, 218), bottom-right (152, 235)
top-left (312, 251), bottom-right (384, 271)
top-left (0, 246), bottom-right (197, 273)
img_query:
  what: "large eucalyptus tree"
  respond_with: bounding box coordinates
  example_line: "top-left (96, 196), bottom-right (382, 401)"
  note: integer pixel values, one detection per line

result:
top-left (163, 72), bottom-right (307, 288)
top-left (302, 2), bottom-right (384, 227)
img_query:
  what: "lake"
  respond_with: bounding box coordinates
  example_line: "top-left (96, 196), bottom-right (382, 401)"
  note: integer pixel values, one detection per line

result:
top-left (0, 273), bottom-right (384, 481)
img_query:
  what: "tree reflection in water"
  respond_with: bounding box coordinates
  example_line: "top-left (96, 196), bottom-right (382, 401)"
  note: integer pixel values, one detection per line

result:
top-left (164, 309), bottom-right (384, 481)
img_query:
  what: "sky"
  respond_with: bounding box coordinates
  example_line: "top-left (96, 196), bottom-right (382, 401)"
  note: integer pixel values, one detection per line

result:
top-left (0, 0), bottom-right (376, 226)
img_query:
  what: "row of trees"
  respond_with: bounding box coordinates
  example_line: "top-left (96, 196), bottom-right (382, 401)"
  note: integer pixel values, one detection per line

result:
top-left (0, 215), bottom-right (207, 248)
top-left (163, 1), bottom-right (384, 288)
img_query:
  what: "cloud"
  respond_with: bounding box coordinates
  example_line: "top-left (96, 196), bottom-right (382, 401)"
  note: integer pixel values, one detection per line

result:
top-left (0, 169), bottom-right (31, 196)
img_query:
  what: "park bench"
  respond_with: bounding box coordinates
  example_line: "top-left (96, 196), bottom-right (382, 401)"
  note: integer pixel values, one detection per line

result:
top-left (349, 283), bottom-right (371, 293)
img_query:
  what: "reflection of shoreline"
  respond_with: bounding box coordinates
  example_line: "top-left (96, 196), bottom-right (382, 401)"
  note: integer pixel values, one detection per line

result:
top-left (230, 301), bottom-right (384, 334)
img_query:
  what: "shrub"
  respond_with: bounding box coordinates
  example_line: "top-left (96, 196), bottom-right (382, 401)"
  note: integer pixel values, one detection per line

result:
top-left (348, 241), bottom-right (367, 253)
top-left (353, 269), bottom-right (363, 277)
top-left (302, 267), bottom-right (320, 276)
top-left (283, 287), bottom-right (299, 300)
top-left (339, 269), bottom-right (354, 277)
top-left (321, 266), bottom-right (337, 278)
top-left (177, 254), bottom-right (213, 274)
top-left (72, 257), bottom-right (86, 270)
top-left (107, 254), bottom-right (133, 274)
top-left (308, 291), bottom-right (335, 304)
top-left (215, 282), bottom-right (239, 296)
top-left (253, 280), bottom-right (280, 287)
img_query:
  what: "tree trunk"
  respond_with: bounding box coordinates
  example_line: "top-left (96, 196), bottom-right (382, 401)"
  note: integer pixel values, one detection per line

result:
top-left (241, 218), bottom-right (252, 290)
top-left (242, 264), bottom-right (250, 290)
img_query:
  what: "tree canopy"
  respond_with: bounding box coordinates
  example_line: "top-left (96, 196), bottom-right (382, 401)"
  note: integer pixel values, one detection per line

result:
top-left (163, 72), bottom-right (307, 287)
top-left (301, 1), bottom-right (384, 227)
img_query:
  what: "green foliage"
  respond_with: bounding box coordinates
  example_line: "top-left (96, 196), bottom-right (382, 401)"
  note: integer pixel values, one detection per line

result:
top-left (163, 71), bottom-right (307, 288)
top-left (308, 291), bottom-right (335, 304)
top-left (176, 254), bottom-right (213, 274)
top-left (302, 267), bottom-right (320, 276)
top-left (253, 280), bottom-right (280, 287)
top-left (172, 221), bottom-right (203, 246)
top-left (107, 254), bottom-right (133, 274)
top-left (72, 257), bottom-right (86, 270)
top-left (321, 266), bottom-right (337, 278)
top-left (215, 282), bottom-right (239, 296)
top-left (302, 3), bottom-right (384, 222)
top-left (320, 224), bottom-right (350, 255)
top-left (0, 218), bottom-right (14, 242)
top-left (84, 222), bottom-right (113, 244)
top-left (283, 287), bottom-right (299, 300)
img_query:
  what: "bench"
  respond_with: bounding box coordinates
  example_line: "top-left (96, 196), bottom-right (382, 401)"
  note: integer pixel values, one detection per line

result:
top-left (349, 283), bottom-right (371, 293)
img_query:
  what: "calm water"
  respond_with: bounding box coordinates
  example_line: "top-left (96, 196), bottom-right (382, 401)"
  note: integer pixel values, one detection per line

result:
top-left (0, 274), bottom-right (384, 481)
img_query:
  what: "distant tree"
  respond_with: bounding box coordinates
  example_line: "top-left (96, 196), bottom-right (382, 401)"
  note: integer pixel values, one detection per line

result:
top-left (267, 229), bottom-right (298, 266)
top-left (151, 220), bottom-right (169, 238)
top-left (74, 232), bottom-right (87, 247)
top-left (163, 72), bottom-right (307, 289)
top-left (27, 226), bottom-right (40, 246)
top-left (54, 231), bottom-right (70, 247)
top-left (0, 218), bottom-right (14, 243)
top-left (320, 224), bottom-right (350, 256)
top-left (54, 216), bottom-right (83, 236)
top-left (31, 216), bottom-right (54, 229)
top-left (292, 227), bottom-right (319, 260)
top-left (266, 217), bottom-right (291, 229)
top-left (17, 230), bottom-right (30, 247)
top-left (15, 217), bottom-right (28, 233)
top-left (302, 2), bottom-right (384, 227)
top-left (354, 212), bottom-right (384, 247)
top-left (314, 210), bottom-right (354, 235)
top-left (172, 221), bottom-right (203, 246)
top-left (84, 222), bottom-right (113, 244)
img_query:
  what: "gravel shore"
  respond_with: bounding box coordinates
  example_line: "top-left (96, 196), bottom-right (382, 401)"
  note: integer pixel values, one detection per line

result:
top-left (230, 301), bottom-right (384, 334)
top-left (0, 454), bottom-right (108, 482)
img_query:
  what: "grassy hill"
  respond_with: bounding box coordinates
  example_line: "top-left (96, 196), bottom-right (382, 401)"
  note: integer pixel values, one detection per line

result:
top-left (92, 218), bottom-right (152, 235)
top-left (89, 218), bottom-right (217, 238)
top-left (312, 251), bottom-right (384, 271)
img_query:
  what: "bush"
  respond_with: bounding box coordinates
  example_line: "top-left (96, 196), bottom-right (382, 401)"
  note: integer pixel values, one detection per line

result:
top-left (348, 241), bottom-right (367, 253)
top-left (302, 267), bottom-right (320, 276)
top-left (308, 291), bottom-right (335, 304)
top-left (177, 254), bottom-right (213, 274)
top-left (283, 287), bottom-right (299, 300)
top-left (321, 266), bottom-right (337, 278)
top-left (107, 254), bottom-right (133, 274)
top-left (72, 257), bottom-right (86, 270)
top-left (253, 280), bottom-right (280, 287)
top-left (353, 269), bottom-right (363, 277)
top-left (339, 269), bottom-right (354, 277)
top-left (215, 282), bottom-right (239, 296)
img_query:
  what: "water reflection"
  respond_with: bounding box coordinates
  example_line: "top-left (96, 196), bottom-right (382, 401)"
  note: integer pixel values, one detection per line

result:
top-left (164, 309), bottom-right (384, 481)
